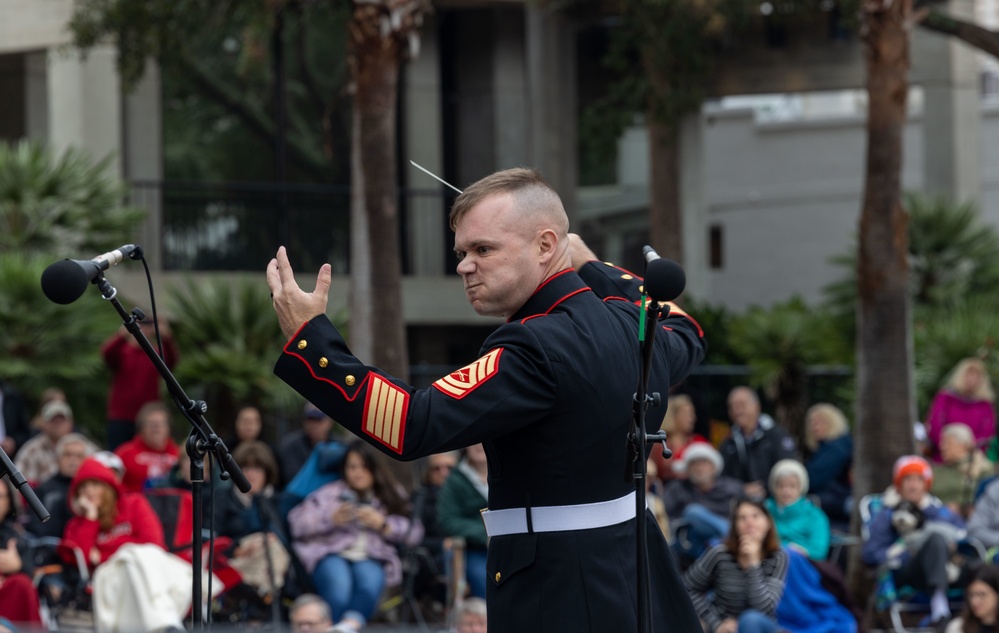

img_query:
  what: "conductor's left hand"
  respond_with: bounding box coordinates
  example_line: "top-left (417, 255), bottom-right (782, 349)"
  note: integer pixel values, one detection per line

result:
top-left (267, 246), bottom-right (332, 339)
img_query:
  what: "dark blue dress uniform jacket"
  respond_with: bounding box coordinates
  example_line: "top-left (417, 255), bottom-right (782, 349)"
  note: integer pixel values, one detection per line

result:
top-left (275, 261), bottom-right (707, 632)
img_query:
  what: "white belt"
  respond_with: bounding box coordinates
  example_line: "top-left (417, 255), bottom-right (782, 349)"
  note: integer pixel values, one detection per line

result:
top-left (481, 491), bottom-right (642, 537)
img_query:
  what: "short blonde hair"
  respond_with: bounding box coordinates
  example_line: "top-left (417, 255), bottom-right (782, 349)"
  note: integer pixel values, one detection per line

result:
top-left (945, 358), bottom-right (995, 403)
top-left (804, 403), bottom-right (850, 452)
top-left (448, 167), bottom-right (568, 237)
top-left (660, 394), bottom-right (694, 434)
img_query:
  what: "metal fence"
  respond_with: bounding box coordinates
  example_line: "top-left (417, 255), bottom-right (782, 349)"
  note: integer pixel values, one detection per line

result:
top-left (129, 181), bottom-right (454, 273)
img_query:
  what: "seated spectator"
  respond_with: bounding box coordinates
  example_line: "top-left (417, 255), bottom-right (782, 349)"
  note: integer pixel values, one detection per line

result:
top-left (647, 459), bottom-right (671, 538)
top-left (663, 443), bottom-right (744, 559)
top-left (26, 433), bottom-right (97, 538)
top-left (932, 423), bottom-right (994, 518)
top-left (218, 442), bottom-right (282, 540)
top-left (803, 403), bottom-right (853, 525)
top-left (453, 596), bottom-right (487, 633)
top-left (944, 563), bottom-right (999, 633)
top-left (967, 478), bottom-right (999, 551)
top-left (861, 455), bottom-right (966, 629)
top-left (683, 499), bottom-right (790, 633)
top-left (775, 548), bottom-right (858, 633)
top-left (213, 440), bottom-right (291, 613)
top-left (926, 358), bottom-right (996, 458)
top-left (226, 405), bottom-right (280, 464)
top-left (278, 402), bottom-right (334, 487)
top-left (288, 440), bottom-right (422, 633)
top-left (0, 478), bottom-right (43, 626)
top-left (765, 459), bottom-right (830, 560)
top-left (410, 451), bottom-right (459, 601)
top-left (650, 394), bottom-right (709, 486)
top-left (438, 443), bottom-right (489, 600)
top-left (720, 387), bottom-right (797, 500)
top-left (289, 593), bottom-right (334, 632)
top-left (14, 400), bottom-right (77, 485)
top-left (0, 379), bottom-right (30, 458)
top-left (24, 386), bottom-right (66, 443)
top-left (114, 401), bottom-right (180, 493)
top-left (62, 455), bottom-right (165, 569)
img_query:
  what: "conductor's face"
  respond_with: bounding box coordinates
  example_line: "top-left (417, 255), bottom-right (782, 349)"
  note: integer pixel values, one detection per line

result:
top-left (454, 192), bottom-right (544, 318)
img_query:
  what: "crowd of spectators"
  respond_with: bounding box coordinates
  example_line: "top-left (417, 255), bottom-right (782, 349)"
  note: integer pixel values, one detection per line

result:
top-left (4, 349), bottom-right (999, 633)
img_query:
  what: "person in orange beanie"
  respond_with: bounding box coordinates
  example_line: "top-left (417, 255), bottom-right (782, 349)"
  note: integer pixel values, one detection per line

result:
top-left (862, 455), bottom-right (966, 629)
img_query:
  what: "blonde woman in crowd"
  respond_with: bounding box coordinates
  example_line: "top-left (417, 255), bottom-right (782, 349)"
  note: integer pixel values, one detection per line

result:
top-left (926, 358), bottom-right (996, 458)
top-left (803, 404), bottom-right (853, 524)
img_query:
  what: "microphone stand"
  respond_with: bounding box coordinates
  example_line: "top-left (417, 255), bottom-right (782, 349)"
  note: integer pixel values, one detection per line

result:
top-left (627, 281), bottom-right (671, 633)
top-left (254, 495), bottom-right (282, 627)
top-left (0, 445), bottom-right (49, 522)
top-left (91, 272), bottom-right (251, 630)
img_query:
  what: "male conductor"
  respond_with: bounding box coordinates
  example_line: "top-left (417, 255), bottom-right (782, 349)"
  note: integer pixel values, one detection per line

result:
top-left (267, 167), bottom-right (706, 632)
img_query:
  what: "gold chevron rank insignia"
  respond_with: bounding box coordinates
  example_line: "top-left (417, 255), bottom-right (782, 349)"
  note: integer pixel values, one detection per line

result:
top-left (363, 374), bottom-right (410, 454)
top-left (433, 348), bottom-right (503, 400)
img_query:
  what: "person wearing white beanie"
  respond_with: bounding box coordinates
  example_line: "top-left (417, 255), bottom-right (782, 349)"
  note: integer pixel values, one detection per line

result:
top-left (663, 443), bottom-right (744, 561)
top-left (764, 459), bottom-right (830, 560)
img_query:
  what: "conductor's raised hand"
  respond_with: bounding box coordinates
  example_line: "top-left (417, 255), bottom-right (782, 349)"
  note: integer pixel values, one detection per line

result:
top-left (567, 233), bottom-right (598, 271)
top-left (266, 246), bottom-right (332, 339)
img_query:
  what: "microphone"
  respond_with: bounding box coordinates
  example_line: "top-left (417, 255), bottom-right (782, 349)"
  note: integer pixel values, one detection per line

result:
top-left (642, 245), bottom-right (686, 302)
top-left (642, 245), bottom-right (661, 264)
top-left (40, 245), bottom-right (142, 305)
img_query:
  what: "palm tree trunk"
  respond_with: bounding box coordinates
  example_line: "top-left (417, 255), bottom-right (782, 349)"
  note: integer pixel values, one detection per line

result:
top-left (647, 119), bottom-right (684, 266)
top-left (347, 6), bottom-right (410, 383)
top-left (849, 0), bottom-right (917, 597)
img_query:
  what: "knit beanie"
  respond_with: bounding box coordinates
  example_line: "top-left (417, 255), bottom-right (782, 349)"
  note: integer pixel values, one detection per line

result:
top-left (892, 455), bottom-right (933, 491)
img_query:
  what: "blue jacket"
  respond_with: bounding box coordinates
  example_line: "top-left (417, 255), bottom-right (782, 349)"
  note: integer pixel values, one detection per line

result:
top-left (806, 435), bottom-right (853, 518)
top-left (766, 496), bottom-right (830, 560)
top-left (777, 548), bottom-right (857, 633)
top-left (861, 492), bottom-right (965, 568)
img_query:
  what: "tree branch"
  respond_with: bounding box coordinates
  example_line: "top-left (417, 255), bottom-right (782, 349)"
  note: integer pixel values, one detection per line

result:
top-left (178, 52), bottom-right (331, 181)
top-left (918, 9), bottom-right (999, 58)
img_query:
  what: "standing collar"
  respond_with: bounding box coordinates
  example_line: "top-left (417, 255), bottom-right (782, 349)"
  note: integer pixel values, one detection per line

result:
top-left (508, 269), bottom-right (589, 322)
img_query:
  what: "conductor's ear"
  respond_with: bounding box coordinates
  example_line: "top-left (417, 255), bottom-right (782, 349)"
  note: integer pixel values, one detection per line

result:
top-left (537, 229), bottom-right (557, 261)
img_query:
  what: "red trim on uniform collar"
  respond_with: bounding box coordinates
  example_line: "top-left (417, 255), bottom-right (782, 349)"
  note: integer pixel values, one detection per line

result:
top-left (517, 287), bottom-right (590, 323)
top-left (534, 268), bottom-right (574, 293)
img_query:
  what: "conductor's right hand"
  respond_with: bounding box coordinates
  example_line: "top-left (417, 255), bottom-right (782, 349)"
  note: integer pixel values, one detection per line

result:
top-left (266, 246), bottom-right (332, 339)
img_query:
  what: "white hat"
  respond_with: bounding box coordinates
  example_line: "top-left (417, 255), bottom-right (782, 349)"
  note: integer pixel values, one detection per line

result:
top-left (673, 442), bottom-right (723, 475)
top-left (41, 400), bottom-right (73, 422)
top-left (769, 459), bottom-right (810, 496)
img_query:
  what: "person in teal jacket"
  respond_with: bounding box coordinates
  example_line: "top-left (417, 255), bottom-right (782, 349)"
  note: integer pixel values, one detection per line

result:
top-left (437, 443), bottom-right (489, 599)
top-left (765, 459), bottom-right (830, 560)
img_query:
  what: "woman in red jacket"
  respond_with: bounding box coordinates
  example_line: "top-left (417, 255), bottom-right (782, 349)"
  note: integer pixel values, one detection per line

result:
top-left (61, 456), bottom-right (165, 568)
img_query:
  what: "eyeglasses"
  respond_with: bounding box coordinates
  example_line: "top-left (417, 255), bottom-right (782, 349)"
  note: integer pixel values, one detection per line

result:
top-left (431, 464), bottom-right (454, 472)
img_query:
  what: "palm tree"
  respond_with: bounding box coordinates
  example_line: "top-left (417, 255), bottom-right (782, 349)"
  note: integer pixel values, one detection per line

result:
top-left (727, 297), bottom-right (851, 446)
top-left (0, 253), bottom-right (118, 440)
top-left (168, 278), bottom-right (348, 437)
top-left (0, 140), bottom-right (145, 254)
top-left (914, 296), bottom-right (999, 414)
top-left (0, 139), bottom-right (147, 439)
top-left (907, 194), bottom-right (999, 308)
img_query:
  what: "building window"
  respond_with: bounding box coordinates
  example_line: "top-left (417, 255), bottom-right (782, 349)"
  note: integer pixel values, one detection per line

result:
top-left (709, 225), bottom-right (723, 269)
